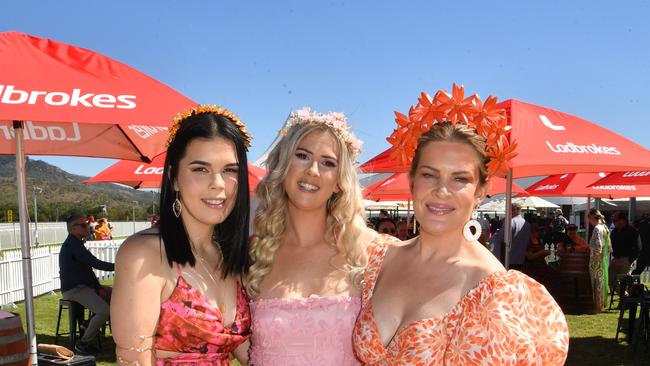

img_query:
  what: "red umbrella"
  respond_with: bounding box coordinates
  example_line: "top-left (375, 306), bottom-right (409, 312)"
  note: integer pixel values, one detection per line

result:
top-left (358, 148), bottom-right (395, 173)
top-left (588, 171), bottom-right (650, 187)
top-left (0, 31), bottom-right (194, 362)
top-left (363, 173), bottom-right (527, 201)
top-left (500, 99), bottom-right (650, 178)
top-left (361, 100), bottom-right (650, 177)
top-left (0, 31), bottom-right (193, 160)
top-left (84, 153), bottom-right (266, 192)
top-left (522, 173), bottom-right (650, 199)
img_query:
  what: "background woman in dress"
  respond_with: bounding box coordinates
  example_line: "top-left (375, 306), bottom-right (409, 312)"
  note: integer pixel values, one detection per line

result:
top-left (111, 106), bottom-right (252, 365)
top-left (587, 208), bottom-right (611, 313)
top-left (246, 108), bottom-right (398, 365)
top-left (353, 86), bottom-right (569, 365)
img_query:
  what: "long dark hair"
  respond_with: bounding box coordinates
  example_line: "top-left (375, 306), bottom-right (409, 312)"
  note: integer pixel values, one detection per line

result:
top-left (159, 111), bottom-right (250, 278)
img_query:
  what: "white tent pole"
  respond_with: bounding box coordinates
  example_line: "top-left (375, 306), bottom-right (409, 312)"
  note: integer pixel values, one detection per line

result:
top-left (629, 197), bottom-right (637, 222)
top-left (504, 168), bottom-right (513, 269)
top-left (14, 121), bottom-right (38, 365)
top-left (585, 195), bottom-right (591, 241)
top-left (406, 200), bottom-right (411, 227)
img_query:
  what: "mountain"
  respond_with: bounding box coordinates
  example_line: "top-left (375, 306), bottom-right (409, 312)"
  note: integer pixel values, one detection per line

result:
top-left (0, 156), bottom-right (157, 222)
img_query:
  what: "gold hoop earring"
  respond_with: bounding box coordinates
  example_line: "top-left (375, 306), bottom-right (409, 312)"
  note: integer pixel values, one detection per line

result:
top-left (172, 191), bottom-right (182, 218)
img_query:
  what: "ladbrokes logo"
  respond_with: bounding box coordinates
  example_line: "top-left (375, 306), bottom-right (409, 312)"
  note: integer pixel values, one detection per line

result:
top-left (134, 165), bottom-right (164, 175)
top-left (0, 122), bottom-right (81, 141)
top-left (545, 141), bottom-right (621, 155)
top-left (623, 171), bottom-right (650, 177)
top-left (539, 115), bottom-right (622, 156)
top-left (0, 85), bottom-right (136, 109)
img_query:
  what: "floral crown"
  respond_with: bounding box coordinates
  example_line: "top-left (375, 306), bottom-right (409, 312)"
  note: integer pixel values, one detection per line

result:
top-left (167, 104), bottom-right (252, 149)
top-left (387, 83), bottom-right (517, 176)
top-left (280, 107), bottom-right (363, 158)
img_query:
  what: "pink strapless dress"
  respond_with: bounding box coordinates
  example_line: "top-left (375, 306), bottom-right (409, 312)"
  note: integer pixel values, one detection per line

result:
top-left (249, 295), bottom-right (362, 366)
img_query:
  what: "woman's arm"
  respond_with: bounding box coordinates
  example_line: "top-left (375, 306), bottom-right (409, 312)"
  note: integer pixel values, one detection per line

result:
top-left (111, 235), bottom-right (167, 366)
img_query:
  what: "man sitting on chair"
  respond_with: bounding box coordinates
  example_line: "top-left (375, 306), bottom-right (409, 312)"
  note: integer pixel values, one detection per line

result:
top-left (59, 214), bottom-right (115, 355)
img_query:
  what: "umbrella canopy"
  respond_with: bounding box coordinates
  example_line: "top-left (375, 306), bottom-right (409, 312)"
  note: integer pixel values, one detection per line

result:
top-left (358, 148), bottom-right (395, 173)
top-left (522, 173), bottom-right (650, 198)
top-left (499, 99), bottom-right (650, 178)
top-left (84, 153), bottom-right (267, 192)
top-left (360, 99), bottom-right (650, 177)
top-left (363, 173), bottom-right (527, 201)
top-left (0, 31), bottom-right (194, 363)
top-left (588, 170), bottom-right (650, 187)
top-left (0, 31), bottom-right (194, 160)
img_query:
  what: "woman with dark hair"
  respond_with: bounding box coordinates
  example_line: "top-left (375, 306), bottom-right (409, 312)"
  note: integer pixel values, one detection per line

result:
top-left (353, 85), bottom-right (568, 365)
top-left (111, 105), bottom-right (252, 365)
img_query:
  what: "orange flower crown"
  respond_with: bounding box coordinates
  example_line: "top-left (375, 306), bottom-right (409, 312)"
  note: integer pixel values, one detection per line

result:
top-left (387, 83), bottom-right (517, 177)
top-left (167, 104), bottom-right (252, 149)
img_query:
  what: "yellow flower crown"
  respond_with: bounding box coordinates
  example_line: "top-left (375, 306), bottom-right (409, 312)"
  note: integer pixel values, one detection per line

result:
top-left (166, 104), bottom-right (252, 149)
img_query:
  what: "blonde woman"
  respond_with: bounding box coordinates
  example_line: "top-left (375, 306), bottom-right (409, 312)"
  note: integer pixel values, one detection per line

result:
top-left (587, 208), bottom-right (611, 313)
top-left (246, 108), bottom-right (399, 365)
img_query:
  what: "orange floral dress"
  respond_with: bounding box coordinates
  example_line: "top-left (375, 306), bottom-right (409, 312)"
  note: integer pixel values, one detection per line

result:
top-left (353, 243), bottom-right (569, 365)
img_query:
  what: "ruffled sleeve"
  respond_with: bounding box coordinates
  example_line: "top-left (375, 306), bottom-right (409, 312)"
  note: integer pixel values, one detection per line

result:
top-left (361, 234), bottom-right (401, 304)
top-left (450, 271), bottom-right (569, 366)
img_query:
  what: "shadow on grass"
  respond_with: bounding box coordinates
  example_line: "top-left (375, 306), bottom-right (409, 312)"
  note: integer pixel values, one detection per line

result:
top-left (567, 336), bottom-right (648, 366)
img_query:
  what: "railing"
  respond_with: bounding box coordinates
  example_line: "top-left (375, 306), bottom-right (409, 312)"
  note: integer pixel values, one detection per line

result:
top-left (0, 222), bottom-right (150, 249)
top-left (0, 239), bottom-right (122, 306)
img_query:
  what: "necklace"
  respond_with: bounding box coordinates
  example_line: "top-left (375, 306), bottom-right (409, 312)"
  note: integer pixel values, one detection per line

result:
top-left (190, 242), bottom-right (226, 314)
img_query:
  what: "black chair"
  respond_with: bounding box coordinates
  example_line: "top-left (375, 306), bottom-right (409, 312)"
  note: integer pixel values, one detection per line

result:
top-left (54, 299), bottom-right (86, 347)
top-left (616, 283), bottom-right (646, 341)
top-left (632, 287), bottom-right (650, 352)
top-left (609, 274), bottom-right (641, 310)
top-left (55, 299), bottom-right (107, 349)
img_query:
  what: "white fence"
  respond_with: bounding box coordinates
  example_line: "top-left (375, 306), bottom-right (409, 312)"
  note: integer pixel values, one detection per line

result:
top-left (0, 221), bottom-right (150, 249)
top-left (0, 239), bottom-right (123, 306)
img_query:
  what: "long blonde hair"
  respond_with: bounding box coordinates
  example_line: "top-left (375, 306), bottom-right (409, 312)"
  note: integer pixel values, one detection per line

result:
top-left (246, 122), bottom-right (367, 296)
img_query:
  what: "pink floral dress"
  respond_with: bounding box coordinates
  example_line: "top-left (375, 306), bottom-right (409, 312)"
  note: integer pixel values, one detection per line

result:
top-left (154, 265), bottom-right (251, 365)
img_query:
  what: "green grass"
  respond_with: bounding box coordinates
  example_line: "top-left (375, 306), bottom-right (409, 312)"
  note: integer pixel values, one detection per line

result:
top-left (9, 288), bottom-right (116, 366)
top-left (565, 308), bottom-right (649, 366)
top-left (5, 284), bottom-right (649, 365)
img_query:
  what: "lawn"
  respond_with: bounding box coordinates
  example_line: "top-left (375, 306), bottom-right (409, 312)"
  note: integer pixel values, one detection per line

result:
top-left (5, 289), bottom-right (649, 365)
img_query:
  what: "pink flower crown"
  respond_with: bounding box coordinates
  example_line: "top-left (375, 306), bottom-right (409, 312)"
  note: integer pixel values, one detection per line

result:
top-left (281, 107), bottom-right (363, 158)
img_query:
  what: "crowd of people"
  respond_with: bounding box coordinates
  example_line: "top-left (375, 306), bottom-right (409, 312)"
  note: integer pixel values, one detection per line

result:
top-left (485, 203), bottom-right (650, 314)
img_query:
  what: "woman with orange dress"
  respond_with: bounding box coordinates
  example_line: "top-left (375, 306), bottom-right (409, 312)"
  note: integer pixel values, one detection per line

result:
top-left (94, 218), bottom-right (112, 240)
top-left (352, 85), bottom-right (569, 365)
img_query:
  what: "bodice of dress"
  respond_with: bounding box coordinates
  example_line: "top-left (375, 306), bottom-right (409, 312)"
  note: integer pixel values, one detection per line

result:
top-left (353, 242), bottom-right (570, 366)
top-left (250, 295), bottom-right (361, 366)
top-left (154, 266), bottom-right (251, 366)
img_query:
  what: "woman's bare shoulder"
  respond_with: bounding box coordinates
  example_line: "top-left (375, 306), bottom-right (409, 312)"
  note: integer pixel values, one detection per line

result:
top-left (116, 230), bottom-right (167, 269)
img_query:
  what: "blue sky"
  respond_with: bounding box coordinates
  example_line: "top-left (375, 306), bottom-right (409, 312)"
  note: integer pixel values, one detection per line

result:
top-left (2, 0), bottom-right (649, 178)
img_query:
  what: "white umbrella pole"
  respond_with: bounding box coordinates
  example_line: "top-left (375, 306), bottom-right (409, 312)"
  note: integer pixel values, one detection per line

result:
top-left (504, 169), bottom-right (513, 270)
top-left (585, 195), bottom-right (591, 241)
top-left (14, 121), bottom-right (38, 365)
top-left (406, 200), bottom-right (411, 227)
